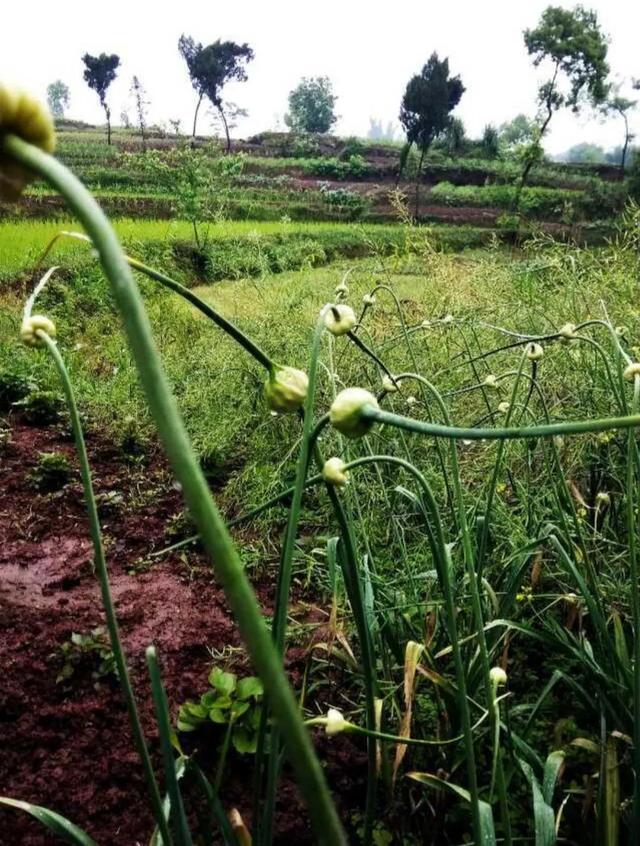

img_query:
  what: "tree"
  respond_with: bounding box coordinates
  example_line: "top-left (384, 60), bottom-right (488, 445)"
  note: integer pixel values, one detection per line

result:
top-left (136, 144), bottom-right (243, 249)
top-left (521, 5), bottom-right (610, 186)
top-left (399, 53), bottom-right (465, 215)
top-left (82, 53), bottom-right (120, 145)
top-left (130, 76), bottom-right (149, 151)
top-left (498, 114), bottom-right (536, 149)
top-left (178, 35), bottom-right (253, 151)
top-left (564, 141), bottom-right (606, 162)
top-left (604, 81), bottom-right (637, 177)
top-left (442, 117), bottom-right (466, 157)
top-left (46, 81), bottom-right (70, 120)
top-left (284, 77), bottom-right (338, 134)
top-left (481, 124), bottom-right (500, 159)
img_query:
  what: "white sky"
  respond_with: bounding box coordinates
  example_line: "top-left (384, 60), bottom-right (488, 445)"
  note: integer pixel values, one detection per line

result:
top-left (2, 0), bottom-right (639, 154)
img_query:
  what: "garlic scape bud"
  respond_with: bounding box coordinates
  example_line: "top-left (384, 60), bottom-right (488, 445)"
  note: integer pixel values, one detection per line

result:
top-left (324, 304), bottom-right (357, 336)
top-left (20, 314), bottom-right (56, 347)
top-left (329, 388), bottom-right (378, 439)
top-left (0, 85), bottom-right (56, 200)
top-left (264, 365), bottom-right (309, 414)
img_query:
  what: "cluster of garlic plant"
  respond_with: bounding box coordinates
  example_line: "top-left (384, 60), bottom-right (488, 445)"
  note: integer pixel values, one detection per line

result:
top-left (3, 86), bottom-right (640, 846)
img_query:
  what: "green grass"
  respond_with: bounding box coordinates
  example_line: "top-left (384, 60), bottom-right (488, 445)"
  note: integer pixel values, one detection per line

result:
top-left (0, 218), bottom-right (496, 283)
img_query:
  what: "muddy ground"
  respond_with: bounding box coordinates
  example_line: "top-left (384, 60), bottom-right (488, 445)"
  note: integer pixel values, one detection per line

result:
top-left (0, 412), bottom-right (363, 845)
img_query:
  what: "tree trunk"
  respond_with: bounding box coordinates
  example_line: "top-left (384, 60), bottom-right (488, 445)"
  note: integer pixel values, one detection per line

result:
top-left (414, 146), bottom-right (426, 219)
top-left (519, 62), bottom-right (559, 193)
top-left (192, 92), bottom-right (203, 143)
top-left (218, 106), bottom-right (231, 154)
top-left (105, 105), bottom-right (111, 146)
top-left (620, 113), bottom-right (630, 180)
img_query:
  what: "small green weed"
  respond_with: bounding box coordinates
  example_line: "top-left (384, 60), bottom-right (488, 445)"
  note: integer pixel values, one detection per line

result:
top-left (30, 451), bottom-right (72, 491)
top-left (56, 627), bottom-right (117, 684)
top-left (178, 667), bottom-right (264, 755)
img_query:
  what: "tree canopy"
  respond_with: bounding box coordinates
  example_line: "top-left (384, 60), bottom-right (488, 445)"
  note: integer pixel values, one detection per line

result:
top-left (81, 53), bottom-right (120, 144)
top-left (178, 35), bottom-right (254, 148)
top-left (285, 77), bottom-right (338, 134)
top-left (46, 81), bottom-right (70, 120)
top-left (524, 5), bottom-right (610, 123)
top-left (399, 53), bottom-right (465, 153)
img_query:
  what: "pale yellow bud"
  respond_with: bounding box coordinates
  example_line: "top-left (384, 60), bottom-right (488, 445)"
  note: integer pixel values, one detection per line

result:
top-left (483, 374), bottom-right (498, 388)
top-left (324, 304), bottom-right (357, 336)
top-left (322, 457), bottom-right (349, 488)
top-left (329, 387), bottom-right (379, 439)
top-left (558, 323), bottom-right (578, 343)
top-left (264, 366), bottom-right (308, 414)
top-left (382, 374), bottom-right (399, 393)
top-left (526, 342), bottom-right (544, 361)
top-left (497, 401), bottom-right (510, 414)
top-left (325, 708), bottom-right (348, 736)
top-left (490, 666), bottom-right (507, 687)
top-left (624, 362), bottom-right (640, 382)
top-left (20, 314), bottom-right (56, 347)
top-left (0, 85), bottom-right (56, 200)
top-left (595, 492), bottom-right (610, 506)
top-left (362, 294), bottom-right (376, 306)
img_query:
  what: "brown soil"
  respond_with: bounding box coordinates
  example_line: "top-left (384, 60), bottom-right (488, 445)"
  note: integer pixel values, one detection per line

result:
top-left (0, 413), bottom-right (364, 845)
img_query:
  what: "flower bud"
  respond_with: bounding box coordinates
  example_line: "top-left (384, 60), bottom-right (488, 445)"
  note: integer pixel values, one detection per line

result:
top-left (0, 85), bottom-right (56, 200)
top-left (406, 396), bottom-right (417, 407)
top-left (526, 342), bottom-right (544, 361)
top-left (595, 491), bottom-right (610, 506)
top-left (322, 457), bottom-right (349, 488)
top-left (441, 314), bottom-right (454, 324)
top-left (334, 281), bottom-right (348, 300)
top-left (497, 401), bottom-right (510, 414)
top-left (483, 374), bottom-right (498, 388)
top-left (489, 666), bottom-right (507, 687)
top-left (324, 304), bottom-right (356, 336)
top-left (264, 366), bottom-right (308, 414)
top-left (329, 387), bottom-right (378, 439)
top-left (325, 708), bottom-right (348, 736)
top-left (624, 362), bottom-right (640, 382)
top-left (382, 374), bottom-right (399, 393)
top-left (20, 314), bottom-right (56, 347)
top-left (558, 323), bottom-right (578, 343)
top-left (615, 326), bottom-right (627, 337)
top-left (421, 319), bottom-right (431, 329)
top-left (362, 293), bottom-right (376, 306)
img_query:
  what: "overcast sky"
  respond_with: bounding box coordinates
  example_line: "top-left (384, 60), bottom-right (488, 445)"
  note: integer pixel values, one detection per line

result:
top-left (2, 0), bottom-right (639, 154)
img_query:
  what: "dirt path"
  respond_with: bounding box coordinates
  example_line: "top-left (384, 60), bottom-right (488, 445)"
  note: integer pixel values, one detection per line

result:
top-left (0, 413), bottom-right (360, 844)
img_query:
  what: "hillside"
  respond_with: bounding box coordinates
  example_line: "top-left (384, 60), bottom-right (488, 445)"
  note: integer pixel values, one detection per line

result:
top-left (4, 123), bottom-right (629, 243)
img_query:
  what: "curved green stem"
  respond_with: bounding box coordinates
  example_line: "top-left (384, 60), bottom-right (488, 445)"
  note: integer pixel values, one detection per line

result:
top-left (39, 332), bottom-right (173, 846)
top-left (362, 405), bottom-right (640, 441)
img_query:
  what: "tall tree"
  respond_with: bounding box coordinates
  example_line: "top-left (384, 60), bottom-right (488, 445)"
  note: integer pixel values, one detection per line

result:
top-left (399, 53), bottom-right (465, 215)
top-left (82, 53), bottom-right (120, 144)
top-left (46, 81), bottom-right (70, 120)
top-left (178, 35), bottom-right (253, 151)
top-left (284, 77), bottom-right (338, 134)
top-left (130, 75), bottom-right (149, 151)
top-left (604, 81), bottom-right (638, 177)
top-left (521, 5), bottom-right (610, 186)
